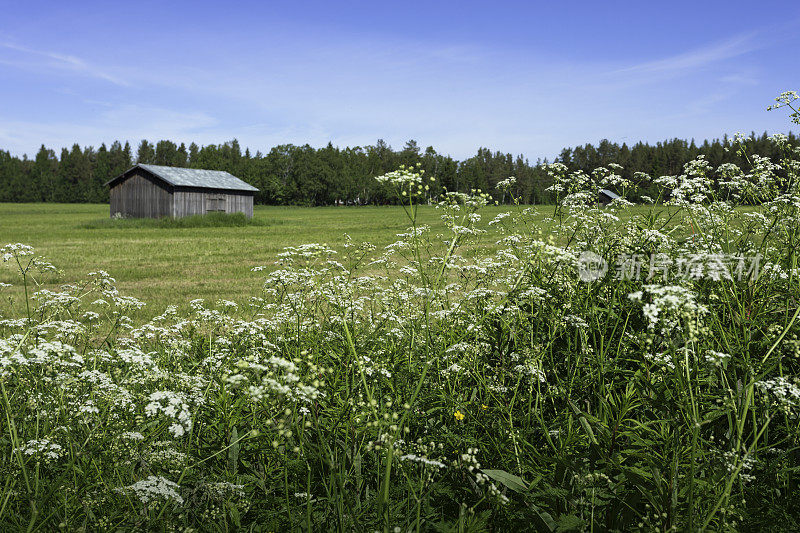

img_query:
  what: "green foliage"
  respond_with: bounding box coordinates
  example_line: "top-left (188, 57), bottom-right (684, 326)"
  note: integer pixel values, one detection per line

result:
top-left (0, 130), bottom-right (797, 206)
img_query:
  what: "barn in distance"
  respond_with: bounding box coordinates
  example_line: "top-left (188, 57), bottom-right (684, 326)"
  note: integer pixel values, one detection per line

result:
top-left (598, 188), bottom-right (620, 206)
top-left (106, 164), bottom-right (259, 218)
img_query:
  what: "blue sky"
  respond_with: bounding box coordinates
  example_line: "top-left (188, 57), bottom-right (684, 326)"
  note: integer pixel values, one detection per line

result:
top-left (1, 0), bottom-right (798, 160)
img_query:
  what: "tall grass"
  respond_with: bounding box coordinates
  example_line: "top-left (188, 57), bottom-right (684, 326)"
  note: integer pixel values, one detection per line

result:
top-left (81, 211), bottom-right (264, 229)
top-left (0, 92), bottom-right (799, 531)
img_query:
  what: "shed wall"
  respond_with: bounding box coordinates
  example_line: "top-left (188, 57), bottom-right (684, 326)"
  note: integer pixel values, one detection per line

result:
top-left (173, 189), bottom-right (254, 218)
top-left (109, 172), bottom-right (173, 218)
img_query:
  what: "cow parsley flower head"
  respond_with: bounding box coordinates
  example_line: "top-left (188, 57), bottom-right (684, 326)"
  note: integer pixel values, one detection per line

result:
top-left (756, 377), bottom-right (800, 417)
top-left (1, 243), bottom-right (34, 262)
top-left (629, 285), bottom-right (708, 338)
top-left (18, 438), bottom-right (64, 461)
top-left (496, 177), bottom-right (516, 191)
top-left (375, 166), bottom-right (426, 198)
top-left (767, 91), bottom-right (800, 124)
top-left (116, 476), bottom-right (184, 505)
top-left (145, 391), bottom-right (192, 437)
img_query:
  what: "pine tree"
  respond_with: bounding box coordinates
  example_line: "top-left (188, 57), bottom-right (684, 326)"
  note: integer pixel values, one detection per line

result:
top-left (136, 140), bottom-right (156, 164)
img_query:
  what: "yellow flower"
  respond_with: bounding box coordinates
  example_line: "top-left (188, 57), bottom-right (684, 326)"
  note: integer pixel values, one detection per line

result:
top-left (454, 410), bottom-right (465, 421)
top-left (481, 404), bottom-right (488, 410)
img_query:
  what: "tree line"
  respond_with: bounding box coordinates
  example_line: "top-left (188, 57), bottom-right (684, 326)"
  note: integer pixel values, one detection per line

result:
top-left (0, 132), bottom-right (796, 205)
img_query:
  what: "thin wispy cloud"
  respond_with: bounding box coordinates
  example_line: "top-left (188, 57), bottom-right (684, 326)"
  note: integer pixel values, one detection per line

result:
top-left (719, 72), bottom-right (759, 86)
top-left (613, 33), bottom-right (759, 76)
top-left (0, 104), bottom-right (219, 155)
top-left (0, 42), bottom-right (128, 86)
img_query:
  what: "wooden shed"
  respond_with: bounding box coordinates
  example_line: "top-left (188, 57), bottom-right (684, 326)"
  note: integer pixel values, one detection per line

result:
top-left (106, 164), bottom-right (258, 218)
top-left (598, 188), bottom-right (620, 206)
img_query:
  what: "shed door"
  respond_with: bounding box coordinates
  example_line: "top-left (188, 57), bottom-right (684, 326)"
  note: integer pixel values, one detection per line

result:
top-left (206, 194), bottom-right (226, 213)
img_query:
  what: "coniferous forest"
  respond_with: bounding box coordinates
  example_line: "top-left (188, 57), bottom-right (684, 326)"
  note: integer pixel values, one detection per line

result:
top-left (0, 132), bottom-right (797, 205)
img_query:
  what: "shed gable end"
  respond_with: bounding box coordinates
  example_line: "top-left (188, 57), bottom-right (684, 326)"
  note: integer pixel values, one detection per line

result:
top-left (110, 171), bottom-right (174, 218)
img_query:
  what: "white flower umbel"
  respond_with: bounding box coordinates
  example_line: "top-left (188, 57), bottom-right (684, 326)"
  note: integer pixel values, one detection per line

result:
top-left (116, 476), bottom-right (184, 505)
top-left (145, 391), bottom-right (192, 438)
top-left (628, 284), bottom-right (708, 341)
top-left (18, 438), bottom-right (64, 462)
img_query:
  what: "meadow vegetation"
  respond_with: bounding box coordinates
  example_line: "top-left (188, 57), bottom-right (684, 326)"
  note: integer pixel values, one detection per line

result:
top-left (0, 91), bottom-right (799, 531)
top-left (0, 203), bottom-right (556, 319)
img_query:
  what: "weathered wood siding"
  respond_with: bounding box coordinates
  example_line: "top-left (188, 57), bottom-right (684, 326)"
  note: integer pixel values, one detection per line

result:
top-left (109, 172), bottom-right (173, 218)
top-left (172, 188), bottom-right (254, 218)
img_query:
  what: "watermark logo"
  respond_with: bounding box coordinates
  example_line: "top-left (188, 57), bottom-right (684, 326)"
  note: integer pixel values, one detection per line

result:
top-left (578, 252), bottom-right (761, 282)
top-left (578, 251), bottom-right (608, 281)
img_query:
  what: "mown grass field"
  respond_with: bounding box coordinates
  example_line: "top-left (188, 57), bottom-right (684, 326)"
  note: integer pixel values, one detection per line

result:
top-left (0, 202), bottom-right (561, 318)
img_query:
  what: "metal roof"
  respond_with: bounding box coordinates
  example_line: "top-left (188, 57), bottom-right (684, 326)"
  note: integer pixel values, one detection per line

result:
top-left (599, 189), bottom-right (620, 199)
top-left (108, 164), bottom-right (259, 192)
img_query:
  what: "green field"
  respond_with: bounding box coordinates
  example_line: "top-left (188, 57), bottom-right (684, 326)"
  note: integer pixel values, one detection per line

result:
top-left (0, 202), bottom-right (554, 317)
